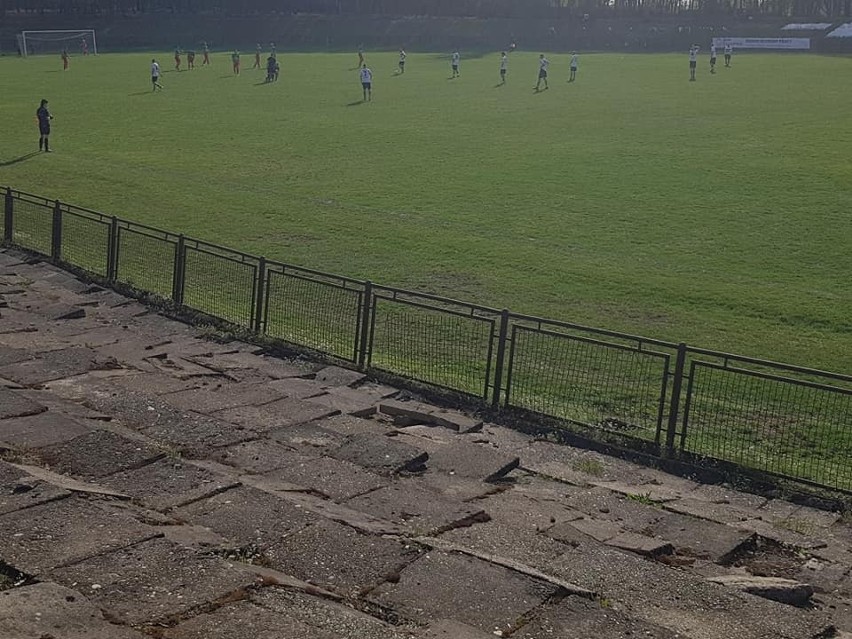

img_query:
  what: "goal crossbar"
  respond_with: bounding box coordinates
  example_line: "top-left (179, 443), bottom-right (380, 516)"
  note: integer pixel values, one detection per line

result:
top-left (19, 29), bottom-right (97, 57)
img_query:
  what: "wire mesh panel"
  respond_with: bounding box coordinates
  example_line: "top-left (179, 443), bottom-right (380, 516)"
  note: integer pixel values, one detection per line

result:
top-left (505, 321), bottom-right (671, 442)
top-left (115, 224), bottom-right (177, 300)
top-left (264, 263), bottom-right (364, 362)
top-left (369, 288), bottom-right (498, 399)
top-left (59, 205), bottom-right (110, 276)
top-left (681, 359), bottom-right (852, 492)
top-left (10, 192), bottom-right (52, 255)
top-left (182, 241), bottom-right (258, 328)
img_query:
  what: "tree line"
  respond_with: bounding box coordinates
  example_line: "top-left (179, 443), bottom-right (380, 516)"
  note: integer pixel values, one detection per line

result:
top-left (6, 0), bottom-right (850, 19)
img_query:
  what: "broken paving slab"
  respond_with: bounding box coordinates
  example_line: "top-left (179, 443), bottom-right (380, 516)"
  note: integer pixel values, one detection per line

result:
top-left (369, 550), bottom-right (560, 634)
top-left (513, 596), bottom-right (682, 639)
top-left (0, 346), bottom-right (116, 385)
top-left (48, 537), bottom-right (261, 626)
top-left (268, 421), bottom-right (346, 452)
top-left (378, 399), bottom-right (483, 433)
top-left (0, 411), bottom-right (92, 449)
top-left (14, 388), bottom-right (111, 421)
top-left (161, 600), bottom-right (340, 639)
top-left (214, 439), bottom-right (299, 474)
top-left (99, 458), bottom-right (240, 512)
top-left (328, 432), bottom-right (428, 475)
top-left (0, 387), bottom-right (46, 419)
top-left (312, 413), bottom-right (395, 437)
top-left (422, 620), bottom-right (497, 639)
top-left (264, 377), bottom-right (330, 399)
top-left (707, 575), bottom-right (815, 607)
top-left (173, 485), bottom-right (318, 547)
top-left (260, 451), bottom-right (388, 501)
top-left (252, 587), bottom-right (419, 639)
top-left (0, 496), bottom-right (159, 574)
top-left (0, 467), bottom-right (70, 516)
top-left (425, 440), bottom-right (520, 482)
top-left (0, 582), bottom-right (148, 639)
top-left (634, 511), bottom-right (755, 562)
top-left (160, 381), bottom-right (290, 414)
top-left (439, 518), bottom-right (576, 574)
top-left (186, 350), bottom-right (312, 379)
top-left (345, 482), bottom-right (488, 535)
top-left (35, 429), bottom-right (165, 479)
top-left (305, 386), bottom-right (385, 417)
top-left (314, 365), bottom-right (367, 387)
top-left (265, 518), bottom-right (423, 597)
top-left (212, 396), bottom-right (339, 432)
top-left (604, 532), bottom-right (674, 558)
top-left (664, 497), bottom-right (761, 526)
top-left (547, 517), bottom-right (622, 544)
top-left (545, 541), bottom-right (833, 639)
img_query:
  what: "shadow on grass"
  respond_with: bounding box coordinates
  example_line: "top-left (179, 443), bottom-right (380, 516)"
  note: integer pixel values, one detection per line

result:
top-left (128, 91), bottom-right (153, 96)
top-left (0, 152), bottom-right (40, 167)
top-left (345, 100), bottom-right (365, 107)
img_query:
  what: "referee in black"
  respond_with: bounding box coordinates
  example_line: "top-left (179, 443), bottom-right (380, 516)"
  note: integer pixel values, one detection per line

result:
top-left (37, 99), bottom-right (53, 152)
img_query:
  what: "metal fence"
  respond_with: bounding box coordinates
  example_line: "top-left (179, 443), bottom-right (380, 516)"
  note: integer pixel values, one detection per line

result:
top-left (3, 186), bottom-right (851, 495)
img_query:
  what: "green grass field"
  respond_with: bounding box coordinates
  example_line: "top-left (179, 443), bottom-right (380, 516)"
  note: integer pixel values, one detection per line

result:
top-left (1, 50), bottom-right (850, 373)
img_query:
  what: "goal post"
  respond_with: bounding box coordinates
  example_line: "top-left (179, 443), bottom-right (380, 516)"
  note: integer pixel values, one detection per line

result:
top-left (19, 29), bottom-right (97, 57)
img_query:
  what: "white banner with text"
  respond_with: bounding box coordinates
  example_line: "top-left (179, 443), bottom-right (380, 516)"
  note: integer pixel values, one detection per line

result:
top-left (711, 37), bottom-right (811, 49)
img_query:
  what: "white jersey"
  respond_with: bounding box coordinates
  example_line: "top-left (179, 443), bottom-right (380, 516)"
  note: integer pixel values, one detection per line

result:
top-left (570, 54), bottom-right (578, 68)
top-left (360, 67), bottom-right (372, 83)
top-left (500, 55), bottom-right (508, 70)
top-left (540, 57), bottom-right (549, 70)
top-left (724, 44), bottom-right (733, 54)
top-left (151, 62), bottom-right (160, 77)
top-left (399, 51), bottom-right (406, 62)
top-left (710, 45), bottom-right (717, 58)
top-left (689, 48), bottom-right (698, 62)
top-left (452, 52), bottom-right (459, 66)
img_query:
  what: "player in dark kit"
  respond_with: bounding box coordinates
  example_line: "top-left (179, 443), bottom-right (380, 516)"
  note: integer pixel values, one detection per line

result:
top-left (265, 54), bottom-right (276, 82)
top-left (37, 99), bottom-right (53, 152)
top-left (187, 50), bottom-right (196, 69)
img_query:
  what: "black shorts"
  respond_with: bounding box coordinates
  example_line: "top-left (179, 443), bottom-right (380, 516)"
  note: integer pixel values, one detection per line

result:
top-left (152, 75), bottom-right (160, 84)
top-left (538, 69), bottom-right (547, 79)
top-left (710, 56), bottom-right (717, 64)
top-left (38, 123), bottom-right (50, 135)
top-left (500, 68), bottom-right (506, 75)
top-left (362, 82), bottom-right (371, 89)
top-left (570, 66), bottom-right (577, 72)
top-left (689, 61), bottom-right (696, 69)
top-left (725, 53), bottom-right (731, 58)
top-left (399, 61), bottom-right (405, 67)
top-left (452, 64), bottom-right (458, 70)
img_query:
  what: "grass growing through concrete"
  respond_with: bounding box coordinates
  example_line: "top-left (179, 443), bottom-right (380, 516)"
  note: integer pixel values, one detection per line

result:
top-left (1, 51), bottom-right (850, 373)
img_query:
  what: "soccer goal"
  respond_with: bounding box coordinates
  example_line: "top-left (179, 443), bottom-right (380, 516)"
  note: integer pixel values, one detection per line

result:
top-left (17, 29), bottom-right (97, 57)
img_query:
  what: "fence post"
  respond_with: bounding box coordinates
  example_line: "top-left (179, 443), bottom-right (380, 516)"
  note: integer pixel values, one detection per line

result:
top-left (172, 235), bottom-right (186, 306)
top-left (665, 342), bottom-right (688, 454)
top-left (51, 200), bottom-right (62, 262)
top-left (3, 189), bottom-right (12, 244)
top-left (357, 281), bottom-right (373, 370)
top-left (107, 217), bottom-right (119, 281)
top-left (252, 256), bottom-right (267, 333)
top-left (491, 309), bottom-right (510, 408)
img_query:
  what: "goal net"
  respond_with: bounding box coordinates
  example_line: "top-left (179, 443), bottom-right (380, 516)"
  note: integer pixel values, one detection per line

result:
top-left (18, 30), bottom-right (97, 57)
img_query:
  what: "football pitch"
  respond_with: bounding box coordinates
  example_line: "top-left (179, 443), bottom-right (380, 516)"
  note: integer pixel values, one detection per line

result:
top-left (1, 51), bottom-right (850, 372)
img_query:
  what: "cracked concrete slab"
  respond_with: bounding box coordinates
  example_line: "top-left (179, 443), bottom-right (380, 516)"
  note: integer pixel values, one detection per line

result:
top-left (345, 482), bottom-right (488, 535)
top-left (35, 429), bottom-right (165, 479)
top-left (424, 440), bottom-right (520, 482)
top-left (0, 411), bottom-right (92, 449)
top-left (173, 485), bottom-right (319, 547)
top-left (252, 587), bottom-right (419, 638)
top-left (99, 458), bottom-right (240, 512)
top-left (0, 346), bottom-right (116, 385)
top-left (0, 387), bottom-right (46, 419)
top-left (213, 396), bottom-right (339, 432)
top-left (369, 551), bottom-right (560, 634)
top-left (266, 518), bottom-right (423, 596)
top-left (0, 496), bottom-right (159, 574)
top-left (329, 432), bottom-right (428, 475)
top-left (0, 582), bottom-right (148, 639)
top-left (260, 451), bottom-right (388, 501)
top-left (49, 537), bottom-right (260, 626)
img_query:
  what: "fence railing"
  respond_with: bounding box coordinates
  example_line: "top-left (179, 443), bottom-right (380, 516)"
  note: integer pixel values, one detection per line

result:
top-left (3, 186), bottom-right (851, 495)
